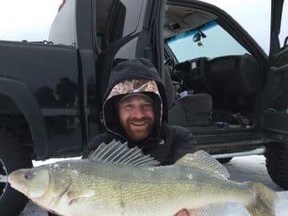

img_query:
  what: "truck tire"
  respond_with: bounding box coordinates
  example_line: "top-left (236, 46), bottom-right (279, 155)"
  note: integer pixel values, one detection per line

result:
top-left (265, 142), bottom-right (288, 190)
top-left (0, 130), bottom-right (32, 216)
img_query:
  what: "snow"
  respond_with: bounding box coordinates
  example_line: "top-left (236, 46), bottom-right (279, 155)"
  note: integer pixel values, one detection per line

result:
top-left (20, 155), bottom-right (288, 216)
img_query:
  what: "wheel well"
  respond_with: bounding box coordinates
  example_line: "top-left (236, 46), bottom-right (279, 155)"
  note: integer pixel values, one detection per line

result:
top-left (0, 94), bottom-right (34, 159)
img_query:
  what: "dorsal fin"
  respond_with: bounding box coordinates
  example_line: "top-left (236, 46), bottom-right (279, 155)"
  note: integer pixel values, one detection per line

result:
top-left (175, 150), bottom-right (230, 179)
top-left (88, 139), bottom-right (160, 166)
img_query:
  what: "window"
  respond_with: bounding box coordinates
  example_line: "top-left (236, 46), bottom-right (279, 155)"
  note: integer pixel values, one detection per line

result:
top-left (280, 1), bottom-right (288, 49)
top-left (166, 21), bottom-right (249, 63)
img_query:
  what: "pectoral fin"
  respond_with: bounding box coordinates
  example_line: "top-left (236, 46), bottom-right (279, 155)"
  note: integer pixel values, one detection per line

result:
top-left (67, 189), bottom-right (96, 206)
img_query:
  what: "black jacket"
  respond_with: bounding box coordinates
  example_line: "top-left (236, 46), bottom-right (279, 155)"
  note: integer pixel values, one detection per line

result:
top-left (85, 58), bottom-right (198, 165)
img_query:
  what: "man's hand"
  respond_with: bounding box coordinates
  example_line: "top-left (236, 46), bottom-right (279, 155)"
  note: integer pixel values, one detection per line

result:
top-left (174, 209), bottom-right (190, 216)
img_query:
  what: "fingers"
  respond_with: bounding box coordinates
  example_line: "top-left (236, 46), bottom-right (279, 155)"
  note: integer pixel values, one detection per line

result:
top-left (174, 209), bottom-right (190, 216)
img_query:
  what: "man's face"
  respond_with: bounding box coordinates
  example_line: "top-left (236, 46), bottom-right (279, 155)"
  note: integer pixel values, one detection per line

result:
top-left (118, 94), bottom-right (155, 142)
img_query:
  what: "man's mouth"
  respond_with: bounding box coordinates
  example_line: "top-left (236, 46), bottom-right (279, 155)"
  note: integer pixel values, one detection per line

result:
top-left (130, 121), bottom-right (147, 126)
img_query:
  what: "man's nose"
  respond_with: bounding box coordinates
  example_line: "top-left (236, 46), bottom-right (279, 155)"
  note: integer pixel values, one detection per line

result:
top-left (131, 106), bottom-right (145, 118)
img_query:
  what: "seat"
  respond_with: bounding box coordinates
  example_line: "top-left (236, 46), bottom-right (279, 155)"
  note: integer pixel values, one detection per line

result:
top-left (168, 93), bottom-right (212, 126)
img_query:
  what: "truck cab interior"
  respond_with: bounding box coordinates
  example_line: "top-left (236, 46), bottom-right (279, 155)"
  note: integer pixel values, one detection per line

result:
top-left (164, 3), bottom-right (265, 135)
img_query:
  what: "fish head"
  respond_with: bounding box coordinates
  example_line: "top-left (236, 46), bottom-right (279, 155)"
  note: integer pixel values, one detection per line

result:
top-left (8, 167), bottom-right (50, 199)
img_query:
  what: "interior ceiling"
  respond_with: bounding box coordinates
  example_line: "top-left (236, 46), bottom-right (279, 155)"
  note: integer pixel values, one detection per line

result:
top-left (164, 5), bottom-right (217, 39)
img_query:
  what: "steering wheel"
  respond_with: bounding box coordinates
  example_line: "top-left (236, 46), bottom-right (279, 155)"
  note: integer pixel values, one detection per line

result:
top-left (164, 57), bottom-right (175, 75)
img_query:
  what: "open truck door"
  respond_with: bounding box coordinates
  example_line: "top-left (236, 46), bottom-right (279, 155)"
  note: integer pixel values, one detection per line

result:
top-left (261, 0), bottom-right (288, 189)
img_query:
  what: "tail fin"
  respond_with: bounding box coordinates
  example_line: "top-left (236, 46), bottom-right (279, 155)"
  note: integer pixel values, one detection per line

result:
top-left (246, 182), bottom-right (278, 216)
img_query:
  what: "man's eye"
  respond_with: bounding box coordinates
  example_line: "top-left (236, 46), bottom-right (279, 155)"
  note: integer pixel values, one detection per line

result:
top-left (143, 104), bottom-right (153, 110)
top-left (124, 104), bottom-right (133, 109)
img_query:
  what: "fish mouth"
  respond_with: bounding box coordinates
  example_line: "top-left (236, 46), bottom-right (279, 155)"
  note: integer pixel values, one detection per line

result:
top-left (8, 170), bottom-right (21, 187)
top-left (8, 169), bottom-right (30, 194)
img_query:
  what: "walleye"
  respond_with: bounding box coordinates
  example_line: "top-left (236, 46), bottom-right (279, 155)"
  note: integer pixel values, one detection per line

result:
top-left (8, 140), bottom-right (277, 216)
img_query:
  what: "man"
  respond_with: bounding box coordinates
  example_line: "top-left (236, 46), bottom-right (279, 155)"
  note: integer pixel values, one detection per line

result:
top-left (86, 58), bottom-right (198, 164)
top-left (85, 58), bottom-right (198, 216)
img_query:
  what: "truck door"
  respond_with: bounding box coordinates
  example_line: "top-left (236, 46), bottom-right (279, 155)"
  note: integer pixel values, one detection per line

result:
top-left (261, 0), bottom-right (288, 189)
top-left (261, 0), bottom-right (288, 141)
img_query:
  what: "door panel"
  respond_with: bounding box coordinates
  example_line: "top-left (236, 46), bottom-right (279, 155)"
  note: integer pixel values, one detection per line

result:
top-left (261, 65), bottom-right (288, 135)
top-left (261, 0), bottom-right (288, 140)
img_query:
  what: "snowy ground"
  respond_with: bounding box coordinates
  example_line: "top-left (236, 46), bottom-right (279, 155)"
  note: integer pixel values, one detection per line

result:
top-left (20, 155), bottom-right (288, 216)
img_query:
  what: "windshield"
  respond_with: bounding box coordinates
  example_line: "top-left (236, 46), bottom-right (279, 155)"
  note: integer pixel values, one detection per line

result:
top-left (166, 21), bottom-right (250, 63)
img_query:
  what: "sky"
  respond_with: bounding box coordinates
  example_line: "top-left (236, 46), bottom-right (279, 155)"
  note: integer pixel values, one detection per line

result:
top-left (0, 0), bottom-right (286, 53)
top-left (202, 0), bottom-right (271, 53)
top-left (0, 0), bottom-right (61, 41)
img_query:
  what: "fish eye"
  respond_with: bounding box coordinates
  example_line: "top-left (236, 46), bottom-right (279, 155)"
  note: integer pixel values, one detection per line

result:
top-left (24, 172), bottom-right (32, 180)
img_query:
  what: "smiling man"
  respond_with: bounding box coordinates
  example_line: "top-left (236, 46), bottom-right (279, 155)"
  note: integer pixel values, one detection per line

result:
top-left (85, 58), bottom-right (198, 166)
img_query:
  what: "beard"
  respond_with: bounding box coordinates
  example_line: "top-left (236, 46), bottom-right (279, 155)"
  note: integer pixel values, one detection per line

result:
top-left (121, 117), bottom-right (155, 142)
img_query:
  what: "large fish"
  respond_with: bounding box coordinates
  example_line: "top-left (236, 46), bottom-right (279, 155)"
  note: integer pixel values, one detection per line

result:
top-left (8, 140), bottom-right (277, 216)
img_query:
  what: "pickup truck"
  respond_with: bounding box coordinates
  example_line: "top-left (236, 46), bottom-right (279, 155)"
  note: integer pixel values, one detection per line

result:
top-left (0, 0), bottom-right (287, 215)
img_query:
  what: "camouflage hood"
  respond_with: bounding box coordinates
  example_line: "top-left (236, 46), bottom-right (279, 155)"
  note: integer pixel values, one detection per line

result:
top-left (103, 58), bottom-right (168, 140)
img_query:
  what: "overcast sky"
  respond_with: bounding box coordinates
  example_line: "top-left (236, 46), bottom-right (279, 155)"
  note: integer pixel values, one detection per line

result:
top-left (203, 0), bottom-right (271, 52)
top-left (0, 0), bottom-right (286, 54)
top-left (0, 0), bottom-right (61, 41)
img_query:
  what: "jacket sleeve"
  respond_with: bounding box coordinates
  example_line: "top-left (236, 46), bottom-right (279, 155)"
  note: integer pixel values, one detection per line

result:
top-left (167, 125), bottom-right (199, 163)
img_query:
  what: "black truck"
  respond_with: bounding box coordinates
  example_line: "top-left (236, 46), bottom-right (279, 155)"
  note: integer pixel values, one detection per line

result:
top-left (0, 0), bottom-right (287, 215)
